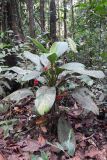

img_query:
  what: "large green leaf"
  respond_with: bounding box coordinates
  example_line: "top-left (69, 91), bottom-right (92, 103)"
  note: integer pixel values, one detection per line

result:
top-left (35, 86), bottom-right (56, 115)
top-left (48, 53), bottom-right (58, 63)
top-left (58, 117), bottom-right (76, 156)
top-left (72, 88), bottom-right (99, 115)
top-left (67, 38), bottom-right (78, 53)
top-left (50, 42), bottom-right (68, 57)
top-left (23, 51), bottom-right (42, 70)
top-left (3, 88), bottom-right (34, 103)
top-left (60, 62), bottom-right (105, 79)
top-left (28, 37), bottom-right (48, 53)
top-left (22, 70), bottom-right (41, 81)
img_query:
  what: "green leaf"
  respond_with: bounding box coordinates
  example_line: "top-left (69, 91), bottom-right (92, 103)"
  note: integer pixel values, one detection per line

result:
top-left (40, 55), bottom-right (50, 67)
top-left (28, 37), bottom-right (48, 53)
top-left (41, 151), bottom-right (49, 160)
top-left (78, 75), bottom-right (94, 86)
top-left (9, 66), bottom-right (29, 75)
top-left (50, 42), bottom-right (68, 57)
top-left (48, 53), bottom-right (58, 63)
top-left (3, 88), bottom-right (34, 103)
top-left (23, 51), bottom-right (42, 70)
top-left (0, 119), bottom-right (18, 138)
top-left (22, 71), bottom-right (40, 81)
top-left (0, 119), bottom-right (18, 126)
top-left (72, 88), bottom-right (99, 115)
top-left (67, 38), bottom-right (78, 53)
top-left (0, 103), bottom-right (9, 113)
top-left (35, 86), bottom-right (56, 115)
top-left (61, 62), bottom-right (85, 70)
top-left (58, 117), bottom-right (76, 156)
top-left (61, 62), bottom-right (105, 79)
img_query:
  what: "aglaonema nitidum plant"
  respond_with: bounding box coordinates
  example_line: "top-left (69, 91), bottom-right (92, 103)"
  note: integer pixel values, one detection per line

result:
top-left (4, 37), bottom-right (105, 156)
top-left (21, 37), bottom-right (105, 116)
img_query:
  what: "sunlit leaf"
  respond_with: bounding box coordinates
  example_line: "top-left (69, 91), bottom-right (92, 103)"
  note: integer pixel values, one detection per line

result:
top-left (35, 86), bottom-right (56, 115)
top-left (67, 38), bottom-right (78, 53)
top-left (22, 70), bottom-right (41, 81)
top-left (61, 62), bottom-right (105, 79)
top-left (50, 42), bottom-right (68, 57)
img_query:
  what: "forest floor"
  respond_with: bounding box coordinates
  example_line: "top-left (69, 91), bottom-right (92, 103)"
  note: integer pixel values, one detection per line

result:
top-left (0, 96), bottom-right (107, 160)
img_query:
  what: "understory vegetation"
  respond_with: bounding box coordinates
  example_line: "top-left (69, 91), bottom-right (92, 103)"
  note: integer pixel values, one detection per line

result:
top-left (0, 0), bottom-right (107, 160)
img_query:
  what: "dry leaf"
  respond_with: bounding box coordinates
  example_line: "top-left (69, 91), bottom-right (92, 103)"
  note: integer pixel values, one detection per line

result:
top-left (0, 154), bottom-right (5, 160)
top-left (18, 139), bottom-right (40, 152)
top-left (37, 134), bottom-right (46, 146)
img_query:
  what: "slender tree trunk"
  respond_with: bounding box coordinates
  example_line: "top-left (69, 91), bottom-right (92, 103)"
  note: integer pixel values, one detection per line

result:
top-left (40, 0), bottom-right (45, 32)
top-left (63, 0), bottom-right (67, 39)
top-left (70, 0), bottom-right (75, 38)
top-left (58, 0), bottom-right (61, 38)
top-left (50, 0), bottom-right (57, 43)
top-left (26, 0), bottom-right (35, 38)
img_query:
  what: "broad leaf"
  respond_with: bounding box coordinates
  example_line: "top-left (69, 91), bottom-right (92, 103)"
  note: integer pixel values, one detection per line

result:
top-left (58, 117), bottom-right (76, 156)
top-left (50, 42), bottom-right (68, 57)
top-left (3, 88), bottom-right (34, 103)
top-left (40, 55), bottom-right (50, 67)
top-left (61, 62), bottom-right (105, 79)
top-left (9, 66), bottom-right (29, 75)
top-left (22, 70), bottom-right (41, 81)
top-left (78, 75), bottom-right (94, 86)
top-left (67, 38), bottom-right (78, 53)
top-left (72, 88), bottom-right (99, 115)
top-left (35, 86), bottom-right (56, 115)
top-left (61, 62), bottom-right (85, 70)
top-left (80, 70), bottom-right (105, 79)
top-left (48, 53), bottom-right (58, 63)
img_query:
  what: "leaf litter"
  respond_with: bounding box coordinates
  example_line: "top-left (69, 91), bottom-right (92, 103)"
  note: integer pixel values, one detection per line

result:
top-left (0, 94), bottom-right (106, 160)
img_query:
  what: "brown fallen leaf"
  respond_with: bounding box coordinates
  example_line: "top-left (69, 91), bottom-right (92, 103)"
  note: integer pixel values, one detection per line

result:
top-left (37, 134), bottom-right (46, 146)
top-left (17, 138), bottom-right (41, 152)
top-left (0, 154), bottom-right (5, 160)
top-left (40, 126), bottom-right (47, 133)
top-left (70, 156), bottom-right (81, 160)
top-left (8, 153), bottom-right (30, 160)
top-left (35, 115), bottom-right (48, 126)
top-left (85, 146), bottom-right (99, 158)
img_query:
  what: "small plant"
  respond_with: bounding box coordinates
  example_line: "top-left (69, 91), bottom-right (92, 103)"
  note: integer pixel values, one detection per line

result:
top-left (2, 37), bottom-right (105, 156)
top-left (18, 37), bottom-right (105, 116)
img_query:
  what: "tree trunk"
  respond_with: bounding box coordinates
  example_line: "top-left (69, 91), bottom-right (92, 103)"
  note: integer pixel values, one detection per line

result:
top-left (40, 0), bottom-right (45, 32)
top-left (50, 0), bottom-right (57, 43)
top-left (26, 0), bottom-right (35, 38)
top-left (0, 0), bottom-right (24, 41)
top-left (70, 0), bottom-right (75, 38)
top-left (63, 0), bottom-right (67, 39)
top-left (58, 0), bottom-right (61, 38)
